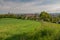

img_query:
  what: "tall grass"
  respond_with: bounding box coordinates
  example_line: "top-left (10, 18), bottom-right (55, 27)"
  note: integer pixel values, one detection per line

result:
top-left (0, 18), bottom-right (60, 40)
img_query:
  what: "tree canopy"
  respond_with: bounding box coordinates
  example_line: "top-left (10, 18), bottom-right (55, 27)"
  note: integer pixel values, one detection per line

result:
top-left (39, 11), bottom-right (51, 21)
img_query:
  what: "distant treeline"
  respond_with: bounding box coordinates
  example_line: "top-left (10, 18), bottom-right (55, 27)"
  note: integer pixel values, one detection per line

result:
top-left (0, 11), bottom-right (60, 23)
top-left (0, 13), bottom-right (40, 20)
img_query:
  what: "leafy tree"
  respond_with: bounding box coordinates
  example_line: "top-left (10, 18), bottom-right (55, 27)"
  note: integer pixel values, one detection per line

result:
top-left (39, 11), bottom-right (51, 22)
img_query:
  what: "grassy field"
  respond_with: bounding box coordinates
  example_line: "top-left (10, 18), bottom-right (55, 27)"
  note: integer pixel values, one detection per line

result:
top-left (0, 18), bottom-right (60, 40)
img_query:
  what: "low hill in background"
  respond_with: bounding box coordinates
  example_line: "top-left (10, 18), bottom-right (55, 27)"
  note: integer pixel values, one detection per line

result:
top-left (50, 13), bottom-right (60, 17)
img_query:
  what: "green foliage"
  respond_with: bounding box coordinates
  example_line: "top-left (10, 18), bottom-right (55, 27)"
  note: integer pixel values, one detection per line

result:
top-left (39, 11), bottom-right (52, 22)
top-left (0, 18), bottom-right (60, 40)
top-left (52, 17), bottom-right (59, 23)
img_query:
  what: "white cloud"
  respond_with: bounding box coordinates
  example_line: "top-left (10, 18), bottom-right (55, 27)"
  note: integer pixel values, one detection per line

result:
top-left (0, 0), bottom-right (60, 13)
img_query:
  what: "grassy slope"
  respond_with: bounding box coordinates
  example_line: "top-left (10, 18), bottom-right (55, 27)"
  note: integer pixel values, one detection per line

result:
top-left (0, 18), bottom-right (60, 40)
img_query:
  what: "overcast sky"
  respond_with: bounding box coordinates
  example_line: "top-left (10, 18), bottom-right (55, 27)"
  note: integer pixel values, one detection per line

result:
top-left (0, 0), bottom-right (60, 13)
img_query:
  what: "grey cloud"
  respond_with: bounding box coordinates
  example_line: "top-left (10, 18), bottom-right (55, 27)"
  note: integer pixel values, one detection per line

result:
top-left (0, 0), bottom-right (60, 13)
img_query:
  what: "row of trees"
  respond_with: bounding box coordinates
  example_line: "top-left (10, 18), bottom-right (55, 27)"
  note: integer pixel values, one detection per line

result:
top-left (0, 11), bottom-right (60, 23)
top-left (0, 14), bottom-right (38, 20)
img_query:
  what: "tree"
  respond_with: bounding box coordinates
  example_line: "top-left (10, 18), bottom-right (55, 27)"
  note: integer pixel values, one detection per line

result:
top-left (39, 11), bottom-right (52, 22)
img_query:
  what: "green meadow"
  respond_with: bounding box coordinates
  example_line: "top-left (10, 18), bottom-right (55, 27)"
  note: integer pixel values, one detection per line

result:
top-left (0, 18), bottom-right (60, 40)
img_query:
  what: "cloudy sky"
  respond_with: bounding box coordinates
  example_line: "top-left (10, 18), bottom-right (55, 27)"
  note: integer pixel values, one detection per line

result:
top-left (0, 0), bottom-right (60, 13)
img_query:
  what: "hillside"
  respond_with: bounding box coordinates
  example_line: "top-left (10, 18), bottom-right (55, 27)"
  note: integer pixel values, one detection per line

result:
top-left (0, 18), bottom-right (60, 40)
